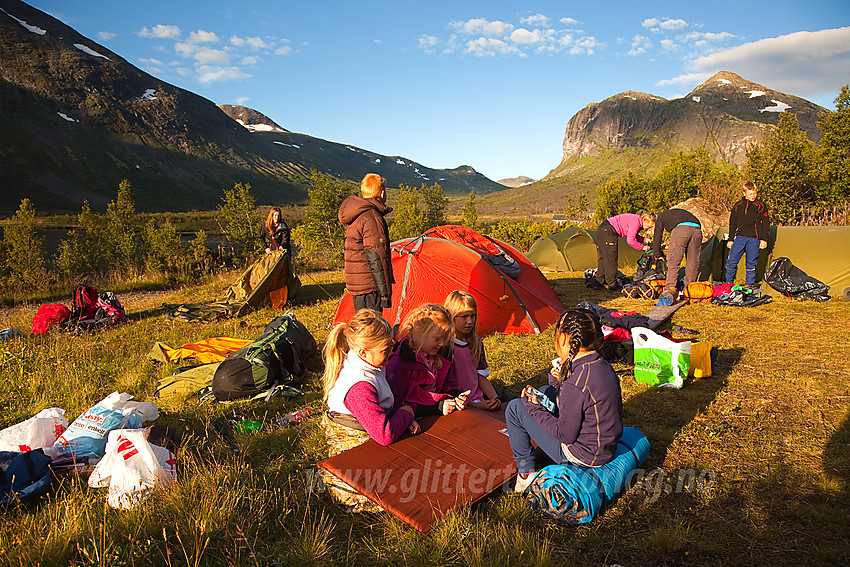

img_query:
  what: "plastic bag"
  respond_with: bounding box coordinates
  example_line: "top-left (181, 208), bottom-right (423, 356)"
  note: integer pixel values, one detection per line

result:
top-left (0, 408), bottom-right (68, 453)
top-left (631, 327), bottom-right (690, 388)
top-left (52, 392), bottom-right (159, 461)
top-left (88, 429), bottom-right (176, 510)
top-left (688, 342), bottom-right (713, 378)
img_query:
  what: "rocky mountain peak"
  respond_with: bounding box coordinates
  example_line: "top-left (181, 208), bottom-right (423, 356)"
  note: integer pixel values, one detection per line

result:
top-left (219, 105), bottom-right (288, 133)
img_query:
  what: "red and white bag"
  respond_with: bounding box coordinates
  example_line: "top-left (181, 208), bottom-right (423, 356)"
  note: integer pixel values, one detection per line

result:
top-left (88, 428), bottom-right (177, 510)
top-left (0, 408), bottom-right (68, 452)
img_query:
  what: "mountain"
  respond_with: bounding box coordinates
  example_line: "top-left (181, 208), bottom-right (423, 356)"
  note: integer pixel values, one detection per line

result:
top-left (475, 71), bottom-right (830, 218)
top-left (498, 176), bottom-right (535, 188)
top-left (0, 0), bottom-right (505, 215)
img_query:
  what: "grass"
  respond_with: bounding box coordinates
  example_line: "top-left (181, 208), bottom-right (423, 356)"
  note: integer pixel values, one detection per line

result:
top-left (1, 268), bottom-right (849, 566)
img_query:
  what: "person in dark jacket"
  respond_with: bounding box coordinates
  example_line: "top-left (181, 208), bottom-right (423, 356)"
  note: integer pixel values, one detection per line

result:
top-left (259, 206), bottom-right (291, 256)
top-left (651, 208), bottom-right (702, 295)
top-left (338, 173), bottom-right (394, 312)
top-left (725, 181), bottom-right (770, 287)
top-left (506, 309), bottom-right (623, 492)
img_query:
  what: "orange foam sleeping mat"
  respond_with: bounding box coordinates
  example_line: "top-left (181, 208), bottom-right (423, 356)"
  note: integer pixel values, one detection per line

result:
top-left (317, 407), bottom-right (516, 532)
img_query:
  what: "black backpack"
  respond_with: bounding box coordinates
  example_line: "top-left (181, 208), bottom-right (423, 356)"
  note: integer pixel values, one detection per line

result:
top-left (632, 251), bottom-right (667, 283)
top-left (212, 313), bottom-right (317, 401)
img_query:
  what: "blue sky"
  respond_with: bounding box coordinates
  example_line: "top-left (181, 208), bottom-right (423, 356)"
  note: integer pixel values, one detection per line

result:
top-left (23, 0), bottom-right (850, 182)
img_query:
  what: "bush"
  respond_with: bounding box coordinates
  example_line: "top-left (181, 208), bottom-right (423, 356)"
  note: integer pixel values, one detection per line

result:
top-left (292, 171), bottom-right (354, 269)
top-left (2, 198), bottom-right (46, 291)
top-left (487, 220), bottom-right (560, 252)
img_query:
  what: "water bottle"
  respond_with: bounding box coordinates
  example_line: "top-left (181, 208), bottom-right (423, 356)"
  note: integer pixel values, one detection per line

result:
top-left (276, 408), bottom-right (311, 427)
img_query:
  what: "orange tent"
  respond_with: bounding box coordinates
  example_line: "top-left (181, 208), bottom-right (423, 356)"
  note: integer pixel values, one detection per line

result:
top-left (333, 225), bottom-right (566, 335)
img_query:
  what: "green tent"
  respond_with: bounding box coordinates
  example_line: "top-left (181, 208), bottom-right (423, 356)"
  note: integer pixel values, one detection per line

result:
top-left (527, 226), bottom-right (645, 272)
top-left (706, 226), bottom-right (850, 293)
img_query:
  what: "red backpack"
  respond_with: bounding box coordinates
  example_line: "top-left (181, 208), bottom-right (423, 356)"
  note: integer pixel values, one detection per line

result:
top-left (71, 285), bottom-right (99, 319)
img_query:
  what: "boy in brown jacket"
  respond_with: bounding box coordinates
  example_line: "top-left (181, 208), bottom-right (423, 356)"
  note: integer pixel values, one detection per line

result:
top-left (338, 173), bottom-right (394, 312)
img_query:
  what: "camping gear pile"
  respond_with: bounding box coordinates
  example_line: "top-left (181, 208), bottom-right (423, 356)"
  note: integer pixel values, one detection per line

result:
top-left (0, 393), bottom-right (169, 509)
top-left (152, 312), bottom-right (317, 406)
top-left (31, 285), bottom-right (125, 334)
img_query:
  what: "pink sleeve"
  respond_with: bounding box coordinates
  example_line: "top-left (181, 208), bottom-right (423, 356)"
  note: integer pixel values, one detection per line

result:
top-left (624, 216), bottom-right (647, 251)
top-left (343, 382), bottom-right (414, 446)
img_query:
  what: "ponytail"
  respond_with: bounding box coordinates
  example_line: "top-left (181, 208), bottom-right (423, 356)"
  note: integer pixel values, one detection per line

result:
top-left (322, 309), bottom-right (393, 401)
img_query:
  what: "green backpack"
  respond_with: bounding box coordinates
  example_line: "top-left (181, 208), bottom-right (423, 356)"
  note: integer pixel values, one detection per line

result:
top-left (211, 312), bottom-right (317, 401)
top-left (152, 362), bottom-right (222, 408)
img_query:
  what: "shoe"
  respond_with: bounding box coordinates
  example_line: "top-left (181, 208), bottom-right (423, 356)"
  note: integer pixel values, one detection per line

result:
top-left (514, 472), bottom-right (535, 493)
top-left (656, 291), bottom-right (674, 306)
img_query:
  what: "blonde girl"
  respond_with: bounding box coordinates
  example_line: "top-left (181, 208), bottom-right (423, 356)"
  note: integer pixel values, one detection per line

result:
top-left (444, 291), bottom-right (501, 410)
top-left (385, 304), bottom-right (469, 418)
top-left (323, 309), bottom-right (418, 445)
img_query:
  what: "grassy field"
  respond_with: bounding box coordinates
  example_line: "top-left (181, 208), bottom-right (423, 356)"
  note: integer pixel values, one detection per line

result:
top-left (1, 268), bottom-right (848, 566)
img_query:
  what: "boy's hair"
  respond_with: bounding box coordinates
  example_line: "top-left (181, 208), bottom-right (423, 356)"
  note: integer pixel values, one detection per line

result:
top-left (444, 290), bottom-right (481, 363)
top-left (640, 212), bottom-right (656, 228)
top-left (399, 303), bottom-right (453, 369)
top-left (743, 181), bottom-right (757, 192)
top-left (322, 309), bottom-right (392, 400)
top-left (265, 206), bottom-right (282, 236)
top-left (555, 309), bottom-right (604, 383)
top-left (361, 173), bottom-right (386, 199)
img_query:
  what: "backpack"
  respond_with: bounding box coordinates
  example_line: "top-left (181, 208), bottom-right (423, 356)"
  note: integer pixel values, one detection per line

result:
top-left (71, 285), bottom-right (99, 319)
top-left (683, 281), bottom-right (713, 304)
top-left (632, 252), bottom-right (667, 284)
top-left (96, 292), bottom-right (125, 324)
top-left (212, 312), bottom-right (317, 401)
top-left (1, 449), bottom-right (53, 506)
top-left (31, 304), bottom-right (71, 334)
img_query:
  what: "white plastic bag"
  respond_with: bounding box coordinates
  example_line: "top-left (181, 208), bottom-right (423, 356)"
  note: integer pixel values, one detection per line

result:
top-left (52, 392), bottom-right (159, 461)
top-left (88, 429), bottom-right (177, 510)
top-left (0, 408), bottom-right (68, 452)
top-left (632, 327), bottom-right (691, 389)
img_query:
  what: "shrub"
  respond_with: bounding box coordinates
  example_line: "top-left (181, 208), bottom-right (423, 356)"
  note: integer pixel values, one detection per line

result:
top-left (487, 220), bottom-right (560, 252)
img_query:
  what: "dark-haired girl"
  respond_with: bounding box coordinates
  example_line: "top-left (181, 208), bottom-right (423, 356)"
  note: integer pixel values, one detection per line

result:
top-left (506, 309), bottom-right (623, 492)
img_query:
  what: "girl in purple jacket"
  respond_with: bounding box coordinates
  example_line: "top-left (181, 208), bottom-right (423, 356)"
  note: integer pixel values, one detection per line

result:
top-left (507, 309), bottom-right (624, 492)
top-left (386, 304), bottom-right (469, 418)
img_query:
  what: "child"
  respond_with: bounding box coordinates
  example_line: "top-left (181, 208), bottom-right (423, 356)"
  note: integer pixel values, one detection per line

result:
top-left (385, 304), bottom-right (469, 418)
top-left (321, 309), bottom-right (418, 512)
top-left (506, 309), bottom-right (623, 492)
top-left (443, 291), bottom-right (501, 411)
top-left (725, 181), bottom-right (770, 288)
top-left (323, 309), bottom-right (419, 447)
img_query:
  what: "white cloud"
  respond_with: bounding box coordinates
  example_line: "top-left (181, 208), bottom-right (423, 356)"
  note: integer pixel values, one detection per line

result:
top-left (97, 31), bottom-right (116, 41)
top-left (560, 17), bottom-right (578, 26)
top-left (656, 72), bottom-right (711, 86)
top-left (175, 42), bottom-right (198, 58)
top-left (137, 24), bottom-right (180, 39)
top-left (193, 48), bottom-right (229, 65)
top-left (451, 18), bottom-right (514, 38)
top-left (675, 27), bottom-right (850, 97)
top-left (521, 14), bottom-right (550, 27)
top-left (465, 37), bottom-right (523, 57)
top-left (643, 17), bottom-right (688, 31)
top-left (138, 57), bottom-right (163, 68)
top-left (570, 36), bottom-right (603, 55)
top-left (275, 45), bottom-right (292, 56)
top-left (241, 56), bottom-right (259, 65)
top-left (683, 31), bottom-right (734, 42)
top-left (188, 30), bottom-right (220, 44)
top-left (245, 36), bottom-right (269, 49)
top-left (419, 34), bottom-right (438, 51)
top-left (236, 97), bottom-right (250, 105)
top-left (196, 65), bottom-right (251, 83)
top-left (627, 34), bottom-right (652, 56)
top-left (661, 39), bottom-right (676, 51)
top-left (230, 36), bottom-right (245, 47)
top-left (511, 28), bottom-right (548, 45)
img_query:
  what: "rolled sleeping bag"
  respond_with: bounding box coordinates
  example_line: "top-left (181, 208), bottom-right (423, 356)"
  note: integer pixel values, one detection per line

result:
top-left (524, 427), bottom-right (650, 524)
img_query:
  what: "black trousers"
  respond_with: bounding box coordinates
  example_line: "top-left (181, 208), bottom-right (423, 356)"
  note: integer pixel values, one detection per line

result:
top-left (596, 220), bottom-right (619, 286)
top-left (352, 291), bottom-right (382, 312)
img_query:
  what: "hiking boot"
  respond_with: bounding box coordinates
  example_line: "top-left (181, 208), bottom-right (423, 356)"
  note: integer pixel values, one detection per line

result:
top-left (514, 472), bottom-right (535, 493)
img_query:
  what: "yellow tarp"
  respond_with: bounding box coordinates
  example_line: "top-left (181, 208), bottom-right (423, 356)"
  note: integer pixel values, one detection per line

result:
top-left (149, 337), bottom-right (252, 364)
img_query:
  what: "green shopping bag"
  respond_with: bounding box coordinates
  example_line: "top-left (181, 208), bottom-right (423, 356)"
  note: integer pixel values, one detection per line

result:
top-left (631, 327), bottom-right (690, 389)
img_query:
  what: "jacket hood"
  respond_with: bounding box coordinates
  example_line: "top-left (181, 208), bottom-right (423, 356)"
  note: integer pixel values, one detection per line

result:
top-left (338, 195), bottom-right (393, 226)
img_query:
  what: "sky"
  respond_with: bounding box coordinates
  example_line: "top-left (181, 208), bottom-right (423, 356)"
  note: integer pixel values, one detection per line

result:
top-left (21, 0), bottom-right (850, 182)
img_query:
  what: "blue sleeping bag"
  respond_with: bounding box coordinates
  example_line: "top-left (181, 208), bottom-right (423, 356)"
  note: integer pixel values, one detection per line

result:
top-left (524, 427), bottom-right (650, 523)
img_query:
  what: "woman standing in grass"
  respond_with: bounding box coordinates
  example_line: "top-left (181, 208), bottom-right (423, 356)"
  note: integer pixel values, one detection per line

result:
top-left (507, 309), bottom-right (623, 492)
top-left (259, 206), bottom-right (291, 256)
